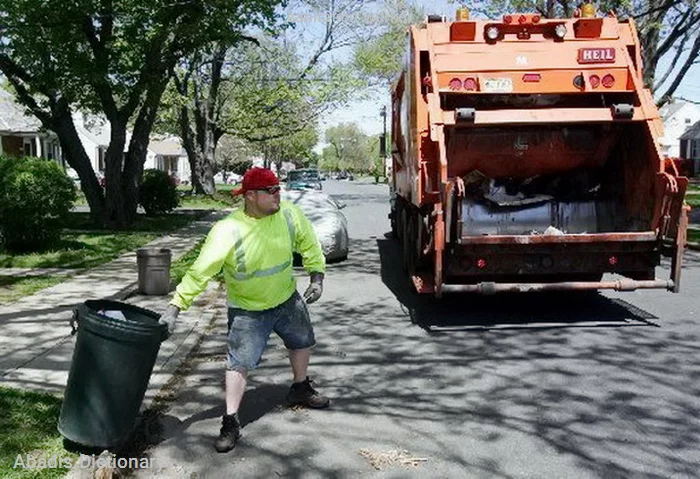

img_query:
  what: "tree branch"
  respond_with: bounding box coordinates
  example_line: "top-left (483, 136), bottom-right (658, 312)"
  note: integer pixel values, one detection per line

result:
top-left (656, 32), bottom-right (700, 106)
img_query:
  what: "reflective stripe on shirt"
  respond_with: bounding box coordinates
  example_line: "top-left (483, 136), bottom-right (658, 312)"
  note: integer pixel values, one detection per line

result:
top-left (229, 207), bottom-right (297, 282)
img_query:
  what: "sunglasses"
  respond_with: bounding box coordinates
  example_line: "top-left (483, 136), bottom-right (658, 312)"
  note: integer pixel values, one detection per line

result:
top-left (256, 185), bottom-right (281, 194)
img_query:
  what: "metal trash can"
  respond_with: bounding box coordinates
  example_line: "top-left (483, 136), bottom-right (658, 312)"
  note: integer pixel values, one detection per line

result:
top-left (58, 299), bottom-right (167, 449)
top-left (137, 248), bottom-right (172, 295)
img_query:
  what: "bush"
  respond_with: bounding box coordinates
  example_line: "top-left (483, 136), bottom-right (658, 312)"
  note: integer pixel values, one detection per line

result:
top-left (0, 156), bottom-right (77, 251)
top-left (138, 169), bottom-right (180, 215)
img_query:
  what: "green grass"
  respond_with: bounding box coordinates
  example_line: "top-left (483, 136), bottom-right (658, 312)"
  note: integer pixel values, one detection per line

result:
top-left (179, 193), bottom-right (236, 209)
top-left (0, 212), bottom-right (200, 270)
top-left (0, 276), bottom-right (68, 305)
top-left (0, 386), bottom-right (77, 478)
top-left (687, 192), bottom-right (700, 208)
top-left (689, 228), bottom-right (699, 244)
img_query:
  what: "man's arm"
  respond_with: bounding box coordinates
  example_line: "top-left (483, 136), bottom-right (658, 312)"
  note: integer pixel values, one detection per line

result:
top-left (290, 204), bottom-right (326, 275)
top-left (288, 204), bottom-right (326, 303)
top-left (170, 221), bottom-right (233, 311)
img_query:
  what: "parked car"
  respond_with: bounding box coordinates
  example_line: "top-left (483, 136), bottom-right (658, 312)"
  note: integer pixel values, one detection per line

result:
top-left (286, 168), bottom-right (322, 190)
top-left (282, 189), bottom-right (349, 262)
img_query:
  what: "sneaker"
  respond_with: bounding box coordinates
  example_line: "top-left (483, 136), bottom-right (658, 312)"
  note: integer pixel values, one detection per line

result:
top-left (287, 377), bottom-right (330, 409)
top-left (214, 413), bottom-right (241, 453)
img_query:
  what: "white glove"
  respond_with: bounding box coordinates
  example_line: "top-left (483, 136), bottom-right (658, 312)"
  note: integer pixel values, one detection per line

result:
top-left (159, 304), bottom-right (180, 338)
top-left (303, 282), bottom-right (323, 304)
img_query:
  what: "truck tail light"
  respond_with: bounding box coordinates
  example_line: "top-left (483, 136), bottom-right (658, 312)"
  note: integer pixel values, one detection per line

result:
top-left (608, 255), bottom-right (618, 266)
top-left (602, 74), bottom-right (615, 88)
top-left (589, 74), bottom-right (601, 88)
top-left (449, 78), bottom-right (462, 90)
top-left (532, 14), bottom-right (541, 23)
top-left (573, 74), bottom-right (585, 89)
top-left (518, 15), bottom-right (527, 24)
top-left (476, 258), bottom-right (487, 269)
top-left (503, 14), bottom-right (512, 24)
top-left (522, 73), bottom-right (541, 82)
top-left (463, 77), bottom-right (477, 90)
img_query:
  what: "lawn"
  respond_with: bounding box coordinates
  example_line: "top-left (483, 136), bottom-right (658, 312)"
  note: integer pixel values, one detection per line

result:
top-left (0, 386), bottom-right (77, 478)
top-left (0, 276), bottom-right (68, 305)
top-left (689, 228), bottom-right (699, 244)
top-left (686, 191), bottom-right (699, 208)
top-left (0, 212), bottom-right (202, 303)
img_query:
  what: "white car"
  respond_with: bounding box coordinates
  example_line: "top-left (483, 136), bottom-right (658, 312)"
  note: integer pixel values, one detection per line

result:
top-left (282, 189), bottom-right (349, 262)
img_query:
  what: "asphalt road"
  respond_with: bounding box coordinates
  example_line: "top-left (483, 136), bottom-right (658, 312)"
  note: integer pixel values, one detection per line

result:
top-left (137, 179), bottom-right (700, 478)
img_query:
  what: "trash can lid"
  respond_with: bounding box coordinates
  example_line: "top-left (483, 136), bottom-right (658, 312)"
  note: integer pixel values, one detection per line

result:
top-left (137, 248), bottom-right (172, 257)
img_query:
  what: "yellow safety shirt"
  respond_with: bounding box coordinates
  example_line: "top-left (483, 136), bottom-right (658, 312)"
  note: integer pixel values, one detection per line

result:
top-left (170, 201), bottom-right (326, 311)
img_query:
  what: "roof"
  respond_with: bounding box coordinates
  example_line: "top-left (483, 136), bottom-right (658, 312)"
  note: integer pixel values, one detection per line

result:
top-left (0, 90), bottom-right (43, 133)
top-left (149, 137), bottom-right (185, 156)
top-left (679, 120), bottom-right (700, 140)
top-left (659, 101), bottom-right (686, 121)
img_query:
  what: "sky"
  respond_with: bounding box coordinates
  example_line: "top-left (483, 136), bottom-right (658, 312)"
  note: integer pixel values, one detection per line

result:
top-left (286, 0), bottom-right (700, 142)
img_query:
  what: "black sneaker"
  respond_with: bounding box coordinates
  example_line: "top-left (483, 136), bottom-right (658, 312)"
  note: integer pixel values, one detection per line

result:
top-left (287, 377), bottom-right (330, 409)
top-left (214, 413), bottom-right (241, 453)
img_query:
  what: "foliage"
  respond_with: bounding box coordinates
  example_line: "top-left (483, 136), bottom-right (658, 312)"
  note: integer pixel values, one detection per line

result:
top-left (353, 0), bottom-right (426, 85)
top-left (215, 135), bottom-right (256, 180)
top-left (0, 157), bottom-right (76, 252)
top-left (0, 0), bottom-right (285, 227)
top-left (0, 386), bottom-right (77, 479)
top-left (138, 169), bottom-right (180, 216)
top-left (320, 122), bottom-right (376, 172)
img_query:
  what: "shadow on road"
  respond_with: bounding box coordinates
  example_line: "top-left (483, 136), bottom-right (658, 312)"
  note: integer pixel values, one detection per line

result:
top-left (376, 237), bottom-right (659, 333)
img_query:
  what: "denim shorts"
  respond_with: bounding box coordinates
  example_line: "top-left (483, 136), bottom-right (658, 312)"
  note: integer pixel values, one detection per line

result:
top-left (226, 291), bottom-right (316, 371)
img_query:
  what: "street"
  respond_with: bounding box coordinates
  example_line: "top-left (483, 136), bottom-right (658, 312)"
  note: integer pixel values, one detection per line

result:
top-left (138, 179), bottom-right (700, 478)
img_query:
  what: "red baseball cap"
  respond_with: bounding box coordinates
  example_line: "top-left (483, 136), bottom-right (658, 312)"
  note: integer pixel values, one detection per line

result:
top-left (232, 167), bottom-right (280, 196)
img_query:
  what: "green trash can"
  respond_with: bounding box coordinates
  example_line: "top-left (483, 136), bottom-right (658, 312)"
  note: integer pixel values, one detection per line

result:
top-left (58, 299), bottom-right (167, 449)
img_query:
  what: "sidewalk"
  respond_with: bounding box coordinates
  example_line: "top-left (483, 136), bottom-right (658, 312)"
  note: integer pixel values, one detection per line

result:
top-left (0, 210), bottom-right (229, 409)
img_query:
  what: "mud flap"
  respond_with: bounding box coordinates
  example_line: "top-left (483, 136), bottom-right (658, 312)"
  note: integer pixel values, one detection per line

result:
top-left (655, 173), bottom-right (689, 293)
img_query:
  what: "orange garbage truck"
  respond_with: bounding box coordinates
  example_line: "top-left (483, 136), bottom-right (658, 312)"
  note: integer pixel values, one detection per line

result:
top-left (389, 6), bottom-right (690, 296)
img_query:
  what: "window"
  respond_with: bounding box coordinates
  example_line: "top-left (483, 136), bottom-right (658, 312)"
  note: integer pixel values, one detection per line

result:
top-left (23, 138), bottom-right (36, 157)
top-left (691, 140), bottom-right (699, 159)
top-left (685, 118), bottom-right (692, 124)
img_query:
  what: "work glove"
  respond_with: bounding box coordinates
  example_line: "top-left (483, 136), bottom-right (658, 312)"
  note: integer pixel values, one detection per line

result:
top-left (303, 273), bottom-right (324, 304)
top-left (159, 304), bottom-right (180, 339)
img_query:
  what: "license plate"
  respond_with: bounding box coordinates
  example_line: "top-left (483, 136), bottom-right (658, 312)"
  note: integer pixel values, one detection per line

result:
top-left (482, 77), bottom-right (513, 93)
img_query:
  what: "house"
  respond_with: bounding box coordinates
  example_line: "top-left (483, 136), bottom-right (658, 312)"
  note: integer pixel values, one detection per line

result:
top-left (679, 121), bottom-right (700, 177)
top-left (73, 113), bottom-right (191, 182)
top-left (659, 99), bottom-right (700, 158)
top-left (147, 136), bottom-right (190, 183)
top-left (0, 90), bottom-right (62, 162)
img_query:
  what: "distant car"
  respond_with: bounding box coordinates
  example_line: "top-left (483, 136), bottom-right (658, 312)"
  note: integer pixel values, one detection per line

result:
top-left (286, 168), bottom-right (322, 191)
top-left (282, 189), bottom-right (349, 262)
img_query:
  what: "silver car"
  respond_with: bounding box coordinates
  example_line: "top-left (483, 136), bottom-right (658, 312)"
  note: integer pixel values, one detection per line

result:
top-left (282, 189), bottom-right (349, 262)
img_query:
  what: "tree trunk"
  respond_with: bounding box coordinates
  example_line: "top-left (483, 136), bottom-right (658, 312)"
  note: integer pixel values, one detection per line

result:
top-left (122, 76), bottom-right (172, 221)
top-left (104, 123), bottom-right (128, 228)
top-left (50, 99), bottom-right (106, 224)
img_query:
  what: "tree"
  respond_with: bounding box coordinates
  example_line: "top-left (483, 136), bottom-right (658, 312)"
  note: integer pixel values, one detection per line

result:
top-left (165, 0), bottom-right (371, 194)
top-left (321, 122), bottom-right (374, 172)
top-left (472, 0), bottom-right (700, 106)
top-left (0, 0), bottom-right (282, 227)
top-left (215, 135), bottom-right (256, 183)
top-left (353, 0), bottom-right (426, 85)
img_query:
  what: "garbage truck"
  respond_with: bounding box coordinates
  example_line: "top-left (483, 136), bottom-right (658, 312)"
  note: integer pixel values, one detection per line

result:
top-left (389, 5), bottom-right (690, 296)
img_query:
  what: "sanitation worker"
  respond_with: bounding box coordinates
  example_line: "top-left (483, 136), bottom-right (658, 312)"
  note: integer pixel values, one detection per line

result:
top-left (158, 166), bottom-right (328, 453)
